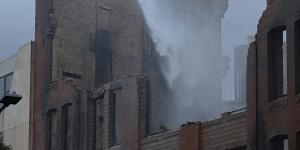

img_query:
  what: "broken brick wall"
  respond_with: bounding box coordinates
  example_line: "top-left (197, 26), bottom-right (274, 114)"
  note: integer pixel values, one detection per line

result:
top-left (142, 111), bottom-right (247, 150)
top-left (247, 0), bottom-right (300, 149)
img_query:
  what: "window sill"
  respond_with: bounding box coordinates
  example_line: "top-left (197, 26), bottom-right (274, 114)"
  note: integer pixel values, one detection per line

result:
top-left (268, 96), bottom-right (288, 110)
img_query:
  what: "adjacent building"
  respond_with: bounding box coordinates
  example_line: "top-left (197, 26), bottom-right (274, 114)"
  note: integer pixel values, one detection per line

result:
top-left (0, 42), bottom-right (34, 150)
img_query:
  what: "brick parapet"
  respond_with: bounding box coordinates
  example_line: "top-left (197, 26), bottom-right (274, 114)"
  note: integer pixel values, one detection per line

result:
top-left (142, 111), bottom-right (247, 150)
top-left (179, 123), bottom-right (201, 150)
top-left (142, 130), bottom-right (180, 150)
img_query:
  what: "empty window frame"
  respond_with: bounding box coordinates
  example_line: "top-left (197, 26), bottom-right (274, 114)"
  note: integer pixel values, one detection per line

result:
top-left (96, 99), bottom-right (104, 150)
top-left (49, 40), bottom-right (54, 81)
top-left (97, 115), bottom-right (104, 150)
top-left (268, 26), bottom-right (288, 101)
top-left (109, 92), bottom-right (119, 146)
top-left (297, 131), bottom-right (300, 150)
top-left (145, 82), bottom-right (151, 136)
top-left (61, 103), bottom-right (73, 150)
top-left (47, 109), bottom-right (58, 150)
top-left (295, 20), bottom-right (300, 94)
top-left (48, 0), bottom-right (54, 14)
top-left (95, 30), bottom-right (112, 88)
top-left (270, 135), bottom-right (288, 150)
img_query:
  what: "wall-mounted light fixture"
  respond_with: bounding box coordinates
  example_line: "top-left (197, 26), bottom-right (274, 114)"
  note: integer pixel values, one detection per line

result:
top-left (0, 92), bottom-right (22, 113)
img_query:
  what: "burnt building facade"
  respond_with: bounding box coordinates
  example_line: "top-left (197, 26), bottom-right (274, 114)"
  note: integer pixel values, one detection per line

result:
top-left (34, 0), bottom-right (232, 149)
top-left (247, 0), bottom-right (300, 149)
top-left (34, 0), bottom-right (168, 149)
top-left (32, 0), bottom-right (300, 150)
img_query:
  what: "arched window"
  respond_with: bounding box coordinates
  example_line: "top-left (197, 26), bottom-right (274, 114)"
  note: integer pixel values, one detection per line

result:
top-left (268, 26), bottom-right (288, 101)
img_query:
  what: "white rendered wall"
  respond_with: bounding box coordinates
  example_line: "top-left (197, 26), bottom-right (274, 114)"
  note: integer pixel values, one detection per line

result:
top-left (0, 42), bottom-right (32, 150)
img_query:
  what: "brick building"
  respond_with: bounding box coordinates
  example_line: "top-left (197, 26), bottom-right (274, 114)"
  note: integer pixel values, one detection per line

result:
top-left (32, 0), bottom-right (300, 150)
top-left (247, 0), bottom-right (300, 149)
top-left (34, 0), bottom-right (169, 149)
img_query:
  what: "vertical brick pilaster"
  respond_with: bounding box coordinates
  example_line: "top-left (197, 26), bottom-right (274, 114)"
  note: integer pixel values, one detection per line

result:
top-left (179, 123), bottom-right (202, 150)
top-left (118, 76), bottom-right (149, 150)
top-left (96, 99), bottom-right (104, 150)
top-left (103, 91), bottom-right (111, 150)
top-left (247, 42), bottom-right (258, 150)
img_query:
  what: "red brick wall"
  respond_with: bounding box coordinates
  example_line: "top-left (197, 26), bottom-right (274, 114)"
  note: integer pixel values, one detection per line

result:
top-left (201, 111), bottom-right (247, 150)
top-left (142, 111), bottom-right (247, 150)
top-left (179, 123), bottom-right (201, 150)
top-left (91, 76), bottom-right (150, 150)
top-left (246, 42), bottom-right (258, 150)
top-left (247, 0), bottom-right (300, 149)
top-left (142, 130), bottom-right (180, 150)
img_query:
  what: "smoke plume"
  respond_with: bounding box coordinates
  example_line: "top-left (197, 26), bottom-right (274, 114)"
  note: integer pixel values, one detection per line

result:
top-left (139, 0), bottom-right (229, 128)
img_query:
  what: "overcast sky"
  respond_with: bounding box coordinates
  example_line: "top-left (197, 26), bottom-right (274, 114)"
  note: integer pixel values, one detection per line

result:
top-left (222, 0), bottom-right (266, 100)
top-left (0, 0), bottom-right (35, 62)
top-left (0, 0), bottom-right (265, 61)
top-left (0, 0), bottom-right (266, 64)
top-left (0, 0), bottom-right (266, 101)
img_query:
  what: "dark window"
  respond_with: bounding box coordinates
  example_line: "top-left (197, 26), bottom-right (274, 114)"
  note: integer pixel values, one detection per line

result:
top-left (268, 26), bottom-right (287, 101)
top-left (270, 135), bottom-right (288, 150)
top-left (95, 99), bottom-right (104, 150)
top-left (0, 73), bottom-right (12, 109)
top-left (48, 0), bottom-right (53, 13)
top-left (297, 131), bottom-right (300, 150)
top-left (109, 92), bottom-right (118, 146)
top-left (0, 73), bottom-right (14, 98)
top-left (295, 20), bottom-right (300, 94)
top-left (0, 78), bottom-right (4, 99)
top-left (49, 40), bottom-right (54, 81)
top-left (145, 81), bottom-right (151, 136)
top-left (61, 104), bottom-right (72, 150)
top-left (95, 30), bottom-right (112, 88)
top-left (5, 74), bottom-right (13, 95)
top-left (88, 99), bottom-right (97, 150)
top-left (47, 109), bottom-right (58, 150)
top-left (97, 116), bottom-right (104, 150)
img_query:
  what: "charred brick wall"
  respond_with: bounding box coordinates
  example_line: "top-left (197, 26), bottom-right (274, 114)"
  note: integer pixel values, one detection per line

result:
top-left (90, 76), bottom-right (150, 150)
top-left (34, 0), bottom-right (168, 149)
top-left (34, 0), bottom-right (97, 148)
top-left (43, 79), bottom-right (84, 150)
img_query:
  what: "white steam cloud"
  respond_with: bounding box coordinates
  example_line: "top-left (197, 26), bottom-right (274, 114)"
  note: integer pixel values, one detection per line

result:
top-left (139, 0), bottom-right (229, 128)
